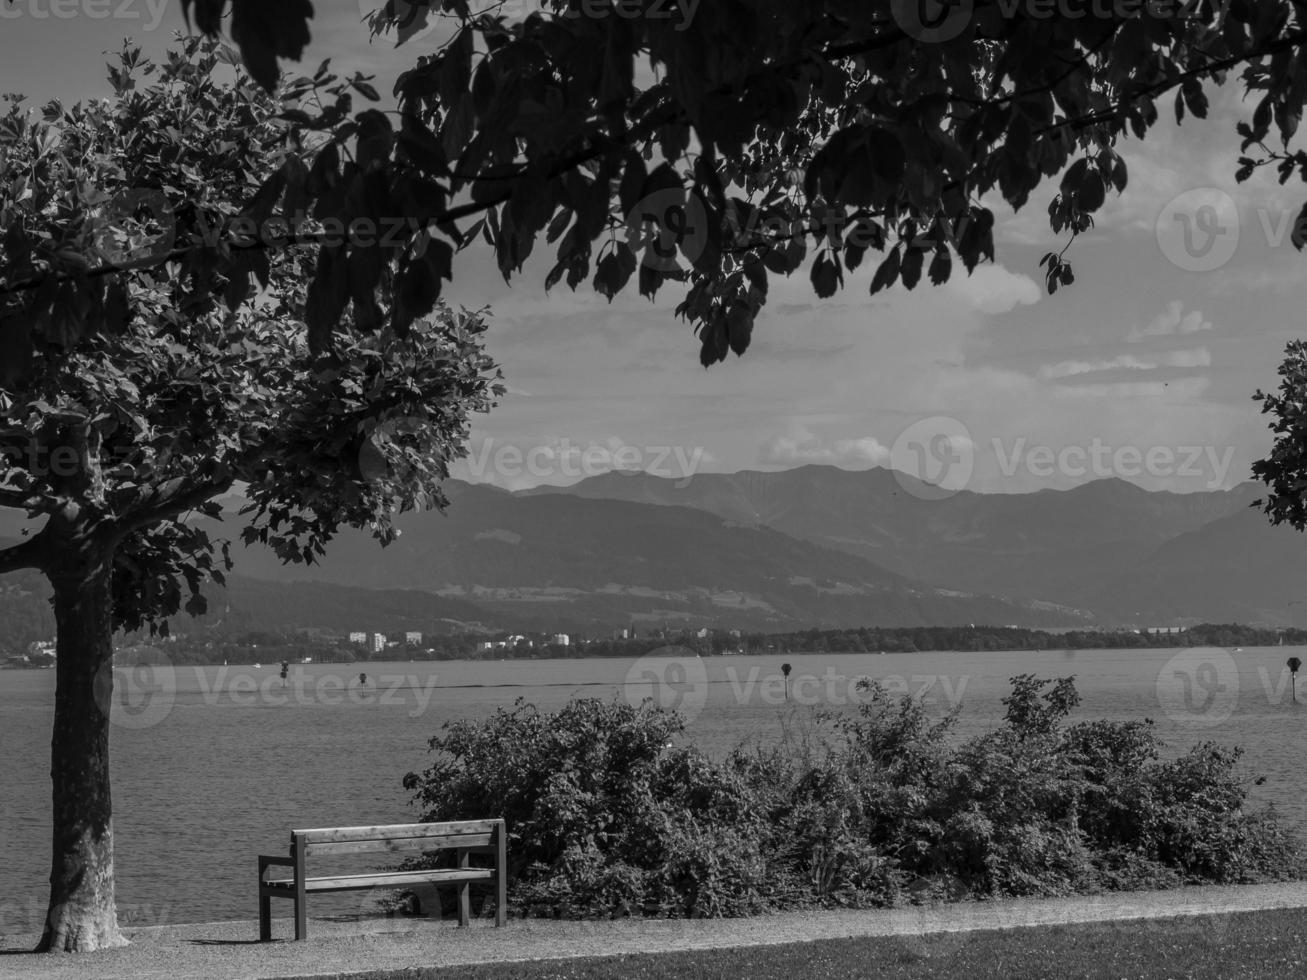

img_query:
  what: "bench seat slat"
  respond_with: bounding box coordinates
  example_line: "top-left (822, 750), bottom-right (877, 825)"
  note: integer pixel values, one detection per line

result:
top-left (293, 820), bottom-right (498, 843)
top-left (260, 818), bottom-right (506, 941)
top-left (300, 869), bottom-right (494, 893)
top-left (303, 833), bottom-right (494, 857)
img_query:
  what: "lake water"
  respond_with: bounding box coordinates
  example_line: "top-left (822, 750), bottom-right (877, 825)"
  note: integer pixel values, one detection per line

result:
top-left (3, 645), bottom-right (1306, 933)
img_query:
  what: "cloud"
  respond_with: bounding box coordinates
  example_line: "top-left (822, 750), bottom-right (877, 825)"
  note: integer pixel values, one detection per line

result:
top-left (1161, 348), bottom-right (1212, 369)
top-left (944, 264), bottom-right (1041, 314)
top-left (1039, 354), bottom-right (1158, 380)
top-left (758, 426), bottom-right (889, 467)
top-left (1050, 376), bottom-right (1211, 400)
top-left (1207, 264), bottom-right (1304, 296)
top-left (1130, 300), bottom-right (1213, 341)
top-left (1039, 346), bottom-right (1211, 381)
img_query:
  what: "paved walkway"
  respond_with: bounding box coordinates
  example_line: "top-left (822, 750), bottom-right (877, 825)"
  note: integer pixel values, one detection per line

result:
top-left (4, 882), bottom-right (1307, 980)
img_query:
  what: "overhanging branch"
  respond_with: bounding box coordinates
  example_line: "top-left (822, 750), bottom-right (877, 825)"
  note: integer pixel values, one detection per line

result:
top-left (0, 21), bottom-right (1300, 301)
top-left (0, 531), bottom-right (49, 574)
top-left (114, 475), bottom-right (234, 535)
top-left (0, 482), bottom-right (56, 513)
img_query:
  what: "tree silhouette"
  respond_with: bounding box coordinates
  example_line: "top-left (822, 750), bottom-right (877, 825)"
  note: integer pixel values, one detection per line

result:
top-left (0, 42), bottom-right (500, 953)
top-left (15, 3), bottom-right (1307, 369)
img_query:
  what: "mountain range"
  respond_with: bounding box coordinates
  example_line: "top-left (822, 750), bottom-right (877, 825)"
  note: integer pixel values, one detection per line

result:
top-left (2, 466), bottom-right (1305, 637)
top-left (525, 468), bottom-right (1285, 625)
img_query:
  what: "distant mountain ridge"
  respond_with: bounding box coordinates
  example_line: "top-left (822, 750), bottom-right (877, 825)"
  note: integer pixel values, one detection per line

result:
top-left (195, 482), bottom-right (1079, 631)
top-left (2, 467), bottom-right (1304, 635)
top-left (526, 467), bottom-right (1285, 625)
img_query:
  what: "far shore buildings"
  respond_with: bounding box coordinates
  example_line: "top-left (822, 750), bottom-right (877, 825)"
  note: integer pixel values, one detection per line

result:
top-left (552, 633), bottom-right (570, 647)
top-left (476, 634), bottom-right (538, 652)
top-left (3, 640), bottom-right (56, 668)
top-left (348, 631), bottom-right (367, 645)
top-left (404, 631), bottom-right (423, 645)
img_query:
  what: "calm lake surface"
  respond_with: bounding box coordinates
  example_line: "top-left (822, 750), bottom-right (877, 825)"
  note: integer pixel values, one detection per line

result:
top-left (3, 645), bottom-right (1307, 931)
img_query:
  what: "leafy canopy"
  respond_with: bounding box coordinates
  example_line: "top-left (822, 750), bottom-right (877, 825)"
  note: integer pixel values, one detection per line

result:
top-left (95, 1), bottom-right (1307, 365)
top-left (0, 40), bottom-right (502, 632)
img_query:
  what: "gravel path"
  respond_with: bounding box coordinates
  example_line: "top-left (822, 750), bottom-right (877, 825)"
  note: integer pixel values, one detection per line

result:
top-left (4, 882), bottom-right (1307, 980)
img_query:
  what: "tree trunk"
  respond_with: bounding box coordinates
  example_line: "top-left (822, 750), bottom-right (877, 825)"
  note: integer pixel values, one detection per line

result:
top-left (36, 543), bottom-right (128, 953)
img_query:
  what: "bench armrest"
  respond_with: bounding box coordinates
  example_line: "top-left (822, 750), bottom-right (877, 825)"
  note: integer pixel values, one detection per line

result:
top-left (259, 854), bottom-right (295, 882)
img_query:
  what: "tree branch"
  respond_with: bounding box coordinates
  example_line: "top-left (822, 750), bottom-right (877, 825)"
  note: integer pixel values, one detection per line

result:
top-left (2, 18), bottom-right (1300, 302)
top-left (0, 485), bottom-right (32, 509)
top-left (1034, 28), bottom-right (1307, 139)
top-left (113, 475), bottom-right (234, 535)
top-left (0, 531), bottom-right (49, 574)
top-left (0, 482), bottom-right (57, 513)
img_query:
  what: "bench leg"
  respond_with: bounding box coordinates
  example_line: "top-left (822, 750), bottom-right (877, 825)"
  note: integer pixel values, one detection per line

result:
top-left (294, 840), bottom-right (308, 940)
top-left (259, 892), bottom-right (272, 942)
top-left (457, 850), bottom-right (470, 927)
top-left (495, 822), bottom-right (507, 927)
top-left (294, 890), bottom-right (307, 941)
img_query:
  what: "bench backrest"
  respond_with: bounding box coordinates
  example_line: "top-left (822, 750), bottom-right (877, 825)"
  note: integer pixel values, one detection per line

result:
top-left (289, 819), bottom-right (503, 858)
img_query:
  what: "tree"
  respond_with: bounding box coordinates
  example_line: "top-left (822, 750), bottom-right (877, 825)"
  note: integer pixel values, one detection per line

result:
top-left (0, 41), bottom-right (501, 952)
top-left (5, 1), bottom-right (1299, 368)
top-left (1254, 344), bottom-right (1307, 526)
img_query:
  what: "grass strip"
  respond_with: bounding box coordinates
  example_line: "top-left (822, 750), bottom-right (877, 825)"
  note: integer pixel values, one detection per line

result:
top-left (406, 908), bottom-right (1307, 980)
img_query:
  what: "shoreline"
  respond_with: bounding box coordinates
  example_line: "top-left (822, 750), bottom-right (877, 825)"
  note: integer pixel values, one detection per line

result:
top-left (7, 641), bottom-right (1306, 671)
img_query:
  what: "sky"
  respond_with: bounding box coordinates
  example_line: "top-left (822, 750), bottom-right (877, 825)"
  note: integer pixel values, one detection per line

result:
top-left (0, 3), bottom-right (1303, 495)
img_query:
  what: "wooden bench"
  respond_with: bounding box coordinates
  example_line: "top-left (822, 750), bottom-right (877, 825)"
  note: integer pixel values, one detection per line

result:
top-left (258, 819), bottom-right (507, 940)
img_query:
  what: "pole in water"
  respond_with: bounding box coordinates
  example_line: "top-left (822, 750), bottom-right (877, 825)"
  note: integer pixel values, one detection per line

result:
top-left (1289, 657), bottom-right (1301, 703)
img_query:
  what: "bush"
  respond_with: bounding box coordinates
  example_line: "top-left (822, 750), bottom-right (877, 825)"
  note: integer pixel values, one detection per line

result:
top-left (399, 679), bottom-right (1304, 919)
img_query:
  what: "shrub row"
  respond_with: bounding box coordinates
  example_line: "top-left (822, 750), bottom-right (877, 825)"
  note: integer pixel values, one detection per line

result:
top-left (398, 675), bottom-right (1304, 918)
